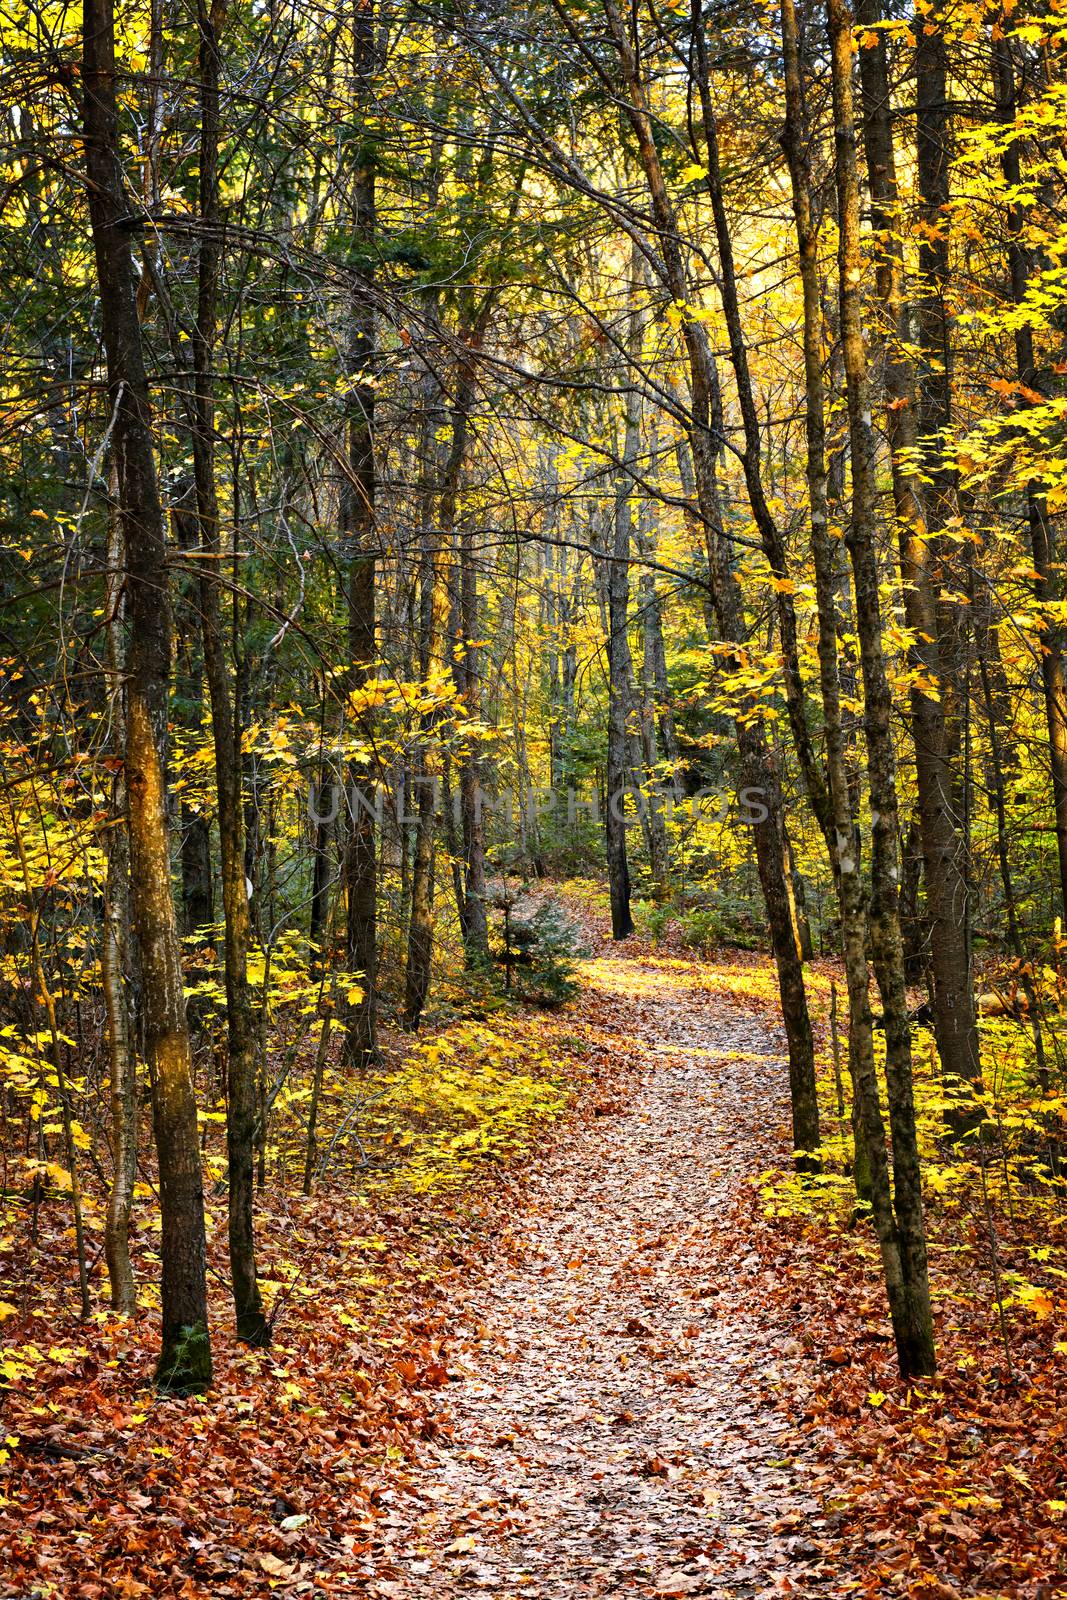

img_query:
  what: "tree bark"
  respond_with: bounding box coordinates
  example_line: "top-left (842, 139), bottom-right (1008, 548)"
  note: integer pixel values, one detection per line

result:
top-left (192, 0), bottom-right (269, 1346)
top-left (781, 0), bottom-right (923, 1345)
top-left (991, 31), bottom-right (1067, 924)
top-left (342, 0), bottom-right (379, 1067)
top-left (855, 0), bottom-right (980, 1100)
top-left (445, 320), bottom-right (492, 965)
top-left (404, 323), bottom-right (446, 1028)
top-left (83, 0), bottom-right (211, 1390)
top-left (103, 474), bottom-right (137, 1315)
top-left (690, 6), bottom-right (832, 847)
top-left (170, 483), bottom-right (215, 943)
top-left (605, 258), bottom-right (642, 940)
top-left (309, 752), bottom-right (336, 976)
top-left (829, 0), bottom-right (936, 1377)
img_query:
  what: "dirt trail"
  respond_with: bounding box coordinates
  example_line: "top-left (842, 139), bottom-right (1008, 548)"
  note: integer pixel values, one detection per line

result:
top-left (373, 947), bottom-right (838, 1598)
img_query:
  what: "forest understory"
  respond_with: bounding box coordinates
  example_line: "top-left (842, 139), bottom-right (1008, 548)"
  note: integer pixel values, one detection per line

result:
top-left (3, 894), bottom-right (1065, 1600)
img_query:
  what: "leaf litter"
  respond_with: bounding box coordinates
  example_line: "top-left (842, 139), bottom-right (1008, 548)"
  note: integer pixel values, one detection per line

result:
top-left (365, 942), bottom-right (837, 1599)
top-left (4, 909), bottom-right (1065, 1597)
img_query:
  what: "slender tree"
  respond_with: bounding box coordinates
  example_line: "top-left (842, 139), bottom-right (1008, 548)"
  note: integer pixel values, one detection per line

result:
top-left (342, 0), bottom-right (380, 1067)
top-left (605, 254), bottom-right (643, 940)
top-left (83, 0), bottom-right (211, 1390)
top-left (828, 0), bottom-right (936, 1376)
top-left (855, 0), bottom-right (980, 1104)
top-left (191, 0), bottom-right (269, 1346)
top-left (102, 477), bottom-right (137, 1315)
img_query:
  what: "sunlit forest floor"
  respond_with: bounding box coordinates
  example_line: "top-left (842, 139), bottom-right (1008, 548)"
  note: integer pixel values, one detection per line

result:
top-left (2, 894), bottom-right (1066, 1597)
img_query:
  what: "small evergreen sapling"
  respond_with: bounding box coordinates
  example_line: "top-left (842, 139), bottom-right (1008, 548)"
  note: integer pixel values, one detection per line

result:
top-left (489, 889), bottom-right (587, 1007)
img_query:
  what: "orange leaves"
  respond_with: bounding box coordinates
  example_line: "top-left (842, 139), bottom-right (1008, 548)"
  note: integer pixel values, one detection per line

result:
top-left (988, 376), bottom-right (1047, 406)
top-left (8, 925), bottom-right (1067, 1597)
top-left (393, 1353), bottom-right (449, 1386)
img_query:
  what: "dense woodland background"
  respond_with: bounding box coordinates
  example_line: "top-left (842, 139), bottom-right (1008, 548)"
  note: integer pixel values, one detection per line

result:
top-left (2, 0), bottom-right (1067, 1583)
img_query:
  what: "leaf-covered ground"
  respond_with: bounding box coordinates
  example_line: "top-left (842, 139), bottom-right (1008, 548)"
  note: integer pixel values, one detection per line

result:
top-left (2, 909), bottom-right (1066, 1596)
top-left (367, 948), bottom-right (835, 1597)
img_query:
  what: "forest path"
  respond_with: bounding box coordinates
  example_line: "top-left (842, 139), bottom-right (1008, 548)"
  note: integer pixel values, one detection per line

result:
top-left (375, 944), bottom-right (837, 1598)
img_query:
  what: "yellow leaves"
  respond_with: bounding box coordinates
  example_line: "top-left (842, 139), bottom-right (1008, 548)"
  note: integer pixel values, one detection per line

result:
top-left (0, 1341), bottom-right (46, 1385)
top-left (664, 299), bottom-right (718, 332)
top-left (369, 1018), bottom-right (574, 1195)
top-left (952, 1490), bottom-right (1002, 1512)
top-left (346, 679), bottom-right (395, 717)
top-left (1013, 19), bottom-right (1052, 42)
top-left (37, 1160), bottom-right (73, 1192)
top-left (0, 1301), bottom-right (18, 1321)
top-left (1013, 1282), bottom-right (1056, 1319)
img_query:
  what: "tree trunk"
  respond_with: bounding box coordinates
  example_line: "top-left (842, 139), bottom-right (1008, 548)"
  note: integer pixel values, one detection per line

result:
top-left (829, 0), bottom-right (936, 1377)
top-left (342, 0), bottom-right (379, 1067)
top-left (914, 6), bottom-right (979, 1100)
top-left (309, 753), bottom-right (336, 976)
top-left (855, 0), bottom-right (980, 1101)
top-left (446, 329), bottom-right (491, 965)
top-left (690, 5), bottom-right (832, 847)
top-left (103, 474), bottom-right (137, 1315)
top-left (606, 257), bottom-right (642, 940)
top-left (192, 0), bottom-right (268, 1347)
top-left (404, 327), bottom-right (445, 1028)
top-left (637, 411), bottom-right (675, 893)
top-left (991, 32), bottom-right (1067, 923)
top-left (83, 0), bottom-right (211, 1390)
top-left (170, 482), bottom-right (215, 1037)
top-left (781, 0), bottom-right (924, 1355)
